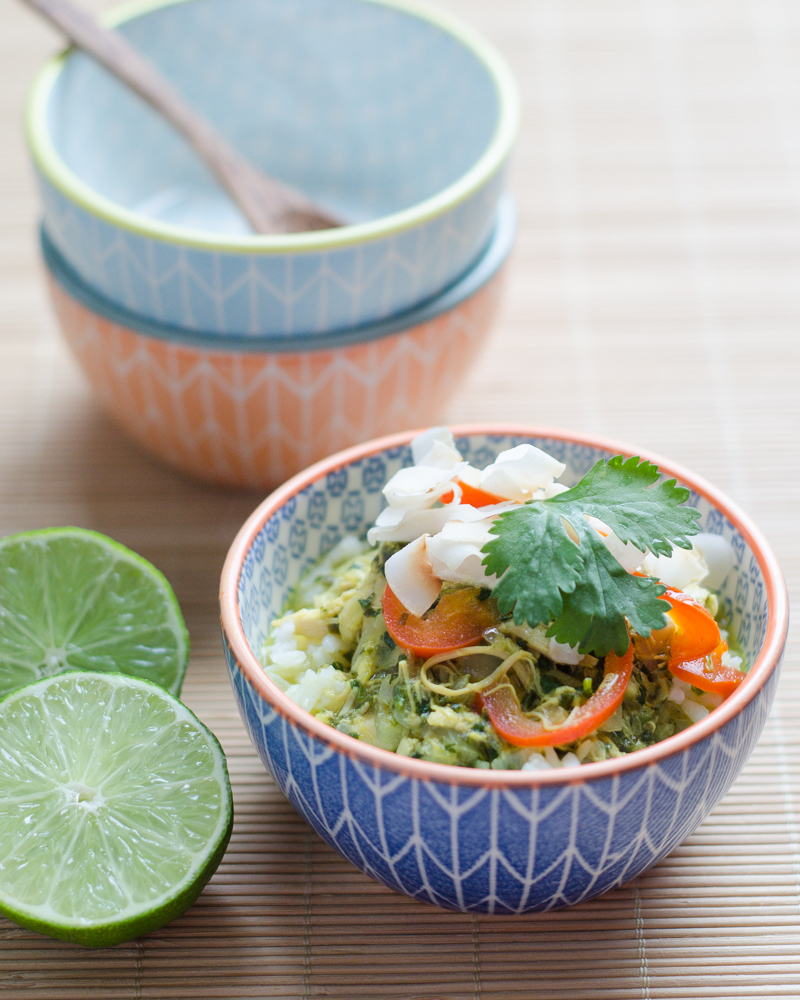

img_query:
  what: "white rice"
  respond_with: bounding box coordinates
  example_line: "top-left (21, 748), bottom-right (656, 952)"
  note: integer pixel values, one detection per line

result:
top-left (263, 619), bottom-right (348, 692)
top-left (285, 665), bottom-right (351, 715)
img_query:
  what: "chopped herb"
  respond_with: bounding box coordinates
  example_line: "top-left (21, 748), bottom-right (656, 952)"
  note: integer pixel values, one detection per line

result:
top-left (521, 688), bottom-right (539, 711)
top-left (382, 631), bottom-right (396, 650)
top-left (482, 455), bottom-right (701, 656)
top-left (609, 730), bottom-right (642, 753)
top-left (376, 542), bottom-right (404, 571)
top-left (349, 678), bottom-right (369, 708)
top-left (358, 595), bottom-right (380, 617)
top-left (559, 689), bottom-right (576, 710)
top-left (540, 674), bottom-right (561, 695)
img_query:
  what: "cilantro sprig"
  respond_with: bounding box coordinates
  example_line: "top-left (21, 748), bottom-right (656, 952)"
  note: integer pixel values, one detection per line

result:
top-left (480, 455), bottom-right (701, 657)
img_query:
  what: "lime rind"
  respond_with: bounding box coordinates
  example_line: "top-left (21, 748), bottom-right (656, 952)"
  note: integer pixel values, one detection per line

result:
top-left (0, 527), bottom-right (189, 697)
top-left (0, 671), bottom-right (232, 947)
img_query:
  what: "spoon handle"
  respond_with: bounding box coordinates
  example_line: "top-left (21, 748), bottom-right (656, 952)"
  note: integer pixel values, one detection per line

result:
top-left (24, 0), bottom-right (344, 234)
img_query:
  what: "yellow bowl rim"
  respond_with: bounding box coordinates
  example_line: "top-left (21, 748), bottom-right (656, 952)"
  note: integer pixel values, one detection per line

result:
top-left (25, 0), bottom-right (520, 254)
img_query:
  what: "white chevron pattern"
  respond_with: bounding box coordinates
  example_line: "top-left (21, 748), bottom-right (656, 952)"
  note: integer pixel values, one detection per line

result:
top-left (47, 273), bottom-right (502, 489)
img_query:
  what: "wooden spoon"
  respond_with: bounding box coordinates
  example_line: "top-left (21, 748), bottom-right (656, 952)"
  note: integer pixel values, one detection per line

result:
top-left (23, 0), bottom-right (345, 234)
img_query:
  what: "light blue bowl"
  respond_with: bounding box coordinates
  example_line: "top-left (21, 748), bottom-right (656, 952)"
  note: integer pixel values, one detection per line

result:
top-left (220, 428), bottom-right (788, 913)
top-left (26, 0), bottom-right (519, 339)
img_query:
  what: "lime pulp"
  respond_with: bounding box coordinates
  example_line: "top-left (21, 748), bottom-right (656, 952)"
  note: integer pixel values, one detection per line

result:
top-left (0, 527), bottom-right (188, 697)
top-left (0, 671), bottom-right (232, 946)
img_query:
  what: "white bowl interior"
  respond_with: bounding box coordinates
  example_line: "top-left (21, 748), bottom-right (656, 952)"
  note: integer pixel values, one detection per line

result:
top-left (46, 0), bottom-right (500, 234)
top-left (237, 433), bottom-right (768, 677)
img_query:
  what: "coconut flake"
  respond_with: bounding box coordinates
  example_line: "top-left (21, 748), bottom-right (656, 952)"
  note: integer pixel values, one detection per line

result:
top-left (692, 533), bottom-right (736, 590)
top-left (585, 516), bottom-right (646, 573)
top-left (426, 517), bottom-right (500, 589)
top-left (548, 638), bottom-right (583, 665)
top-left (384, 535), bottom-right (441, 617)
top-left (458, 464), bottom-right (482, 489)
top-left (411, 427), bottom-right (462, 468)
top-left (367, 500), bottom-right (516, 545)
top-left (382, 462), bottom-right (465, 510)
top-left (368, 505), bottom-right (459, 544)
top-left (480, 444), bottom-right (567, 501)
top-left (639, 544), bottom-right (708, 591)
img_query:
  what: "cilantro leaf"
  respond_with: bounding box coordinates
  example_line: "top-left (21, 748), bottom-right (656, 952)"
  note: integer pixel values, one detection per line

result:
top-left (481, 455), bottom-right (701, 657)
top-left (547, 530), bottom-right (669, 655)
top-left (485, 504), bottom-right (583, 626)
top-left (552, 455), bottom-right (697, 557)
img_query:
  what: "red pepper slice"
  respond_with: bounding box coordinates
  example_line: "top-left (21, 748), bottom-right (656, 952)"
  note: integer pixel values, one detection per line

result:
top-left (476, 644), bottom-right (634, 748)
top-left (439, 480), bottom-right (507, 507)
top-left (382, 583), bottom-right (503, 658)
top-left (669, 640), bottom-right (743, 698)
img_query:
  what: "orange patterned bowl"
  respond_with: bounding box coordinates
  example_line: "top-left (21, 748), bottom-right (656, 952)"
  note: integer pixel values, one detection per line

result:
top-left (42, 197), bottom-right (514, 490)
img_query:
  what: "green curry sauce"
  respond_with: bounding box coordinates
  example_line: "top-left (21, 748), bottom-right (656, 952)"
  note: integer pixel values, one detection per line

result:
top-left (263, 540), bottom-right (719, 769)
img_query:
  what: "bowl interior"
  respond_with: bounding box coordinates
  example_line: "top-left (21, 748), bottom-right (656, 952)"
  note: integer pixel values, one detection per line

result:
top-left (45, 0), bottom-right (501, 235)
top-left (236, 432), bottom-right (769, 680)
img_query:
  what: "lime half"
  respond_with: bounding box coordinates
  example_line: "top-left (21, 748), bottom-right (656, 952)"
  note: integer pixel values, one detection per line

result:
top-left (0, 671), bottom-right (233, 946)
top-left (0, 527), bottom-right (188, 697)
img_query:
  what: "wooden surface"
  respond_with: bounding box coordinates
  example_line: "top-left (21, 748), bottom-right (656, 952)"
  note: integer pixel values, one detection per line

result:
top-left (2, 0), bottom-right (800, 996)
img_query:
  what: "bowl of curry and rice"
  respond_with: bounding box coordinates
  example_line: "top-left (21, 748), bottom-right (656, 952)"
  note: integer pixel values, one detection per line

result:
top-left (220, 425), bottom-right (787, 913)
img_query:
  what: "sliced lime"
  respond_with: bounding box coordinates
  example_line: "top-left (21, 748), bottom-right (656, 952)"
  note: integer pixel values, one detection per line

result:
top-left (0, 527), bottom-right (188, 697)
top-left (0, 671), bottom-right (233, 946)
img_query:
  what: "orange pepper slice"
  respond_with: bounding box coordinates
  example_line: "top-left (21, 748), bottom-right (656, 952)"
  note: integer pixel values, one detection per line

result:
top-left (439, 480), bottom-right (507, 507)
top-left (658, 585), bottom-right (744, 696)
top-left (669, 640), bottom-right (743, 698)
top-left (661, 586), bottom-right (721, 662)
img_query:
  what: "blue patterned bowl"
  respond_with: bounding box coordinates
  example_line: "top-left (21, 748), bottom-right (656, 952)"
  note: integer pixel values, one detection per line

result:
top-left (220, 428), bottom-right (787, 913)
top-left (26, 0), bottom-right (518, 339)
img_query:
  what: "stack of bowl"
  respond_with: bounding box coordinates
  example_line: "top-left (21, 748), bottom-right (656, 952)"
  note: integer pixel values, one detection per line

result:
top-left (26, 0), bottom-right (519, 489)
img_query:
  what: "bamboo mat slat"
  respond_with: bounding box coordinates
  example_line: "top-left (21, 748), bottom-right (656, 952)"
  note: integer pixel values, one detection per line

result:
top-left (2, 0), bottom-right (800, 996)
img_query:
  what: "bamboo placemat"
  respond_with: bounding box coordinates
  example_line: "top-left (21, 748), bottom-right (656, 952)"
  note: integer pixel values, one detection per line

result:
top-left (1, 0), bottom-right (799, 996)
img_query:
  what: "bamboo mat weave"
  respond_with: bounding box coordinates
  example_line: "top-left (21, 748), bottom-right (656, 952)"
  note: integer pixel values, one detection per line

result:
top-left (2, 0), bottom-right (800, 996)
